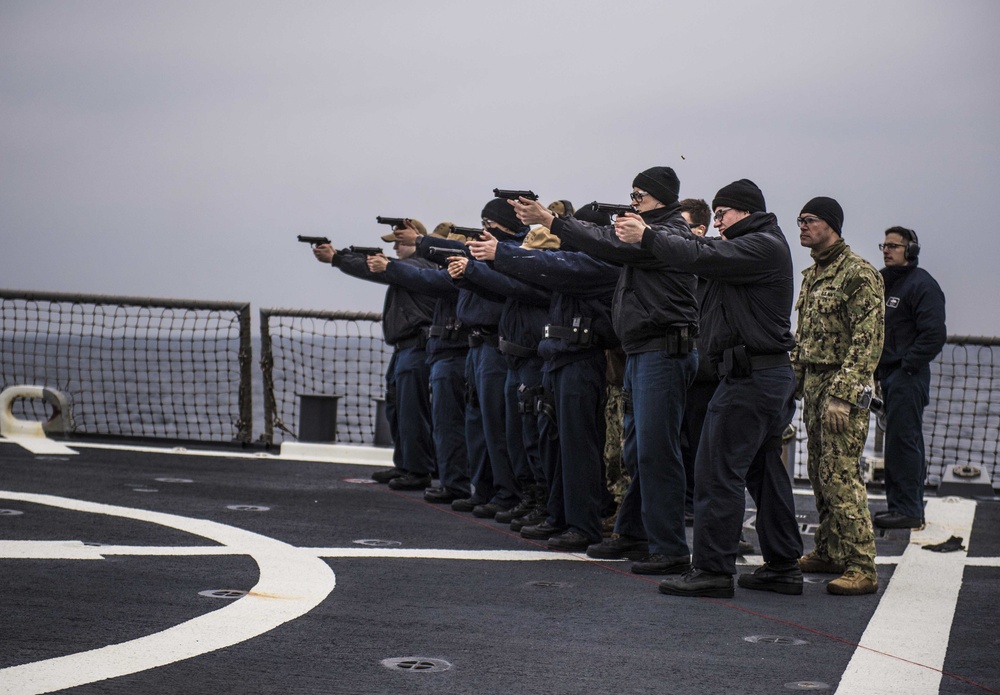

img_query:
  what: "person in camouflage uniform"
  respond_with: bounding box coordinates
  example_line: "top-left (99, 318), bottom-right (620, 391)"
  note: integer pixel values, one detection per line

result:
top-left (602, 347), bottom-right (629, 534)
top-left (791, 197), bottom-right (884, 596)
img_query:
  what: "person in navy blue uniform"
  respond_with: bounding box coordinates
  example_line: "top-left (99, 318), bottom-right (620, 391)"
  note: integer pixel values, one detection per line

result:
top-left (311, 226), bottom-right (436, 490)
top-left (875, 226), bottom-right (946, 529)
top-left (424, 200), bottom-right (528, 517)
top-left (616, 179), bottom-right (803, 598)
top-left (511, 168), bottom-right (700, 568)
top-left (460, 227), bottom-right (556, 528)
top-left (487, 206), bottom-right (621, 551)
top-left (676, 198), bottom-right (756, 558)
top-left (369, 225), bottom-right (473, 503)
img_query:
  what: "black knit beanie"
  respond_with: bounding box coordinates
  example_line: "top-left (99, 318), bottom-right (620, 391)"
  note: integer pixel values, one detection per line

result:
top-left (800, 196), bottom-right (844, 236)
top-left (481, 198), bottom-right (527, 234)
top-left (712, 179), bottom-right (766, 213)
top-left (633, 166), bottom-right (680, 206)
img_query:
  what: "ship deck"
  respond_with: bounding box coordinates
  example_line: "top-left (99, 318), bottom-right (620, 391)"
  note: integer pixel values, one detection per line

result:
top-left (1, 438), bottom-right (998, 694)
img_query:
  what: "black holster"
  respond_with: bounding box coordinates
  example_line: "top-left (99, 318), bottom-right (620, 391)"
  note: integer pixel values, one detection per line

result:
top-left (722, 345), bottom-right (752, 378)
top-left (517, 384), bottom-right (544, 415)
top-left (536, 389), bottom-right (558, 439)
top-left (666, 325), bottom-right (695, 356)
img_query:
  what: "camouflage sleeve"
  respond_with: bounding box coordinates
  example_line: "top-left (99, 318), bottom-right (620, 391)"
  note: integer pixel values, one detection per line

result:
top-left (828, 264), bottom-right (885, 404)
top-left (790, 281), bottom-right (806, 398)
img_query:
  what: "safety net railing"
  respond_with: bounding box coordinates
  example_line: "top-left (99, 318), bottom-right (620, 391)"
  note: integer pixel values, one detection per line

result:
top-left (0, 289), bottom-right (253, 443)
top-left (788, 335), bottom-right (1000, 488)
top-left (259, 308), bottom-right (389, 445)
top-left (3, 287), bottom-right (997, 482)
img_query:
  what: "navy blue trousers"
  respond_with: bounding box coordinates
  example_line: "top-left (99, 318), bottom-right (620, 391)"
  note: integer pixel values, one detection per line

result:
top-left (429, 354), bottom-right (471, 497)
top-left (682, 379), bottom-right (718, 514)
top-left (882, 365), bottom-right (931, 520)
top-left (385, 351), bottom-right (402, 469)
top-left (466, 344), bottom-right (518, 507)
top-left (506, 357), bottom-right (545, 490)
top-left (615, 350), bottom-right (697, 557)
top-left (693, 365), bottom-right (803, 574)
top-left (540, 351), bottom-right (607, 543)
top-left (388, 346), bottom-right (434, 476)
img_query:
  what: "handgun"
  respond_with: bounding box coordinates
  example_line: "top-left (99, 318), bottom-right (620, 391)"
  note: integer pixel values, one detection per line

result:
top-left (426, 245), bottom-right (471, 266)
top-left (347, 245), bottom-right (385, 256)
top-left (450, 225), bottom-right (484, 240)
top-left (589, 201), bottom-right (635, 218)
top-left (857, 385), bottom-right (884, 413)
top-left (297, 235), bottom-right (331, 245)
top-left (376, 216), bottom-right (408, 229)
top-left (492, 188), bottom-right (539, 201)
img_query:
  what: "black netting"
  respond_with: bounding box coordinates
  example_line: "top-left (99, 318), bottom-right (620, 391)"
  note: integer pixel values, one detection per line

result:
top-left (788, 339), bottom-right (1000, 487)
top-left (259, 309), bottom-right (389, 445)
top-left (1, 291), bottom-right (252, 443)
top-left (925, 343), bottom-right (1000, 478)
top-left (5, 288), bottom-right (996, 485)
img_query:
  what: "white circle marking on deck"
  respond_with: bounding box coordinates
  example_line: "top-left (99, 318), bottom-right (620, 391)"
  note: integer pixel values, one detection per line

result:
top-left (0, 491), bottom-right (336, 695)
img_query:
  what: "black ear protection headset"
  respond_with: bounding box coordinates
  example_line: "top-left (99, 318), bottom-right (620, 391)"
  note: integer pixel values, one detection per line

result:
top-left (901, 227), bottom-right (920, 261)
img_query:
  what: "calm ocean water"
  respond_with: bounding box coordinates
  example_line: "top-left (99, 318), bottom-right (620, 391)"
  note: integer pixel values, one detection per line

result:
top-left (2, 333), bottom-right (996, 484)
top-left (0, 334), bottom-right (390, 445)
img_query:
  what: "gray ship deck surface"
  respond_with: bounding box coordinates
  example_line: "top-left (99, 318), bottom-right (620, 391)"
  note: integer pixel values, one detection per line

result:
top-left (0, 440), bottom-right (997, 694)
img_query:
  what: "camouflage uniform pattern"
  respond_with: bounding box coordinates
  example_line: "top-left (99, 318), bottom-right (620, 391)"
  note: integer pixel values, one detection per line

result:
top-left (792, 240), bottom-right (884, 580)
top-left (603, 384), bottom-right (628, 501)
top-left (802, 371), bottom-right (878, 576)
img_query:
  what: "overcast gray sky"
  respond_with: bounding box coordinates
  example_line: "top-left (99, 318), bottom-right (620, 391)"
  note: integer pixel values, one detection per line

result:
top-left (2, 0), bottom-right (998, 336)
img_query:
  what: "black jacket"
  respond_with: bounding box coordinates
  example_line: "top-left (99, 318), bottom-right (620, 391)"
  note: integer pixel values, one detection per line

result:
top-left (493, 244), bottom-right (619, 371)
top-left (552, 205), bottom-right (699, 355)
top-left (878, 262), bottom-right (947, 375)
top-left (462, 259), bottom-right (550, 369)
top-left (331, 251), bottom-right (435, 347)
top-left (414, 235), bottom-right (519, 334)
top-left (693, 276), bottom-right (718, 383)
top-left (641, 211), bottom-right (795, 372)
top-left (383, 258), bottom-right (466, 361)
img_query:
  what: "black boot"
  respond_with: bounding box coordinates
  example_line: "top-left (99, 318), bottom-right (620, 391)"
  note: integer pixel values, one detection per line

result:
top-left (495, 491), bottom-right (535, 524)
top-left (586, 534), bottom-right (650, 560)
top-left (510, 484), bottom-right (548, 531)
top-left (658, 568), bottom-right (734, 598)
top-left (511, 506), bottom-right (547, 532)
top-left (737, 561), bottom-right (803, 595)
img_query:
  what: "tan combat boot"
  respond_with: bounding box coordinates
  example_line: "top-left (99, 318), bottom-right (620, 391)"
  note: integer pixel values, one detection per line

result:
top-left (827, 570), bottom-right (878, 596)
top-left (798, 551), bottom-right (846, 574)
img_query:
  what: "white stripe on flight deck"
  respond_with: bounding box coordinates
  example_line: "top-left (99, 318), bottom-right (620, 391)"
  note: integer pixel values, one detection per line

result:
top-left (0, 491), bottom-right (336, 695)
top-left (836, 497), bottom-right (976, 695)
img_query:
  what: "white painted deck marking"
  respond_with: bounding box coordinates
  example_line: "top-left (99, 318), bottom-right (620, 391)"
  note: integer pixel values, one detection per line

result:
top-left (835, 497), bottom-right (977, 695)
top-left (1, 438), bottom-right (395, 467)
top-left (0, 436), bottom-right (77, 455)
top-left (303, 547), bottom-right (593, 561)
top-left (0, 437), bottom-right (392, 468)
top-left (0, 488), bottom-right (992, 694)
top-left (0, 541), bottom-right (242, 559)
top-left (0, 492), bottom-right (336, 695)
top-left (0, 542), bottom-right (594, 563)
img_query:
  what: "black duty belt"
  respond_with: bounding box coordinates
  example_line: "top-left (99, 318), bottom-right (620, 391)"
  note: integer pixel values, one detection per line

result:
top-left (394, 330), bottom-right (428, 350)
top-left (498, 338), bottom-right (536, 358)
top-left (750, 353), bottom-right (791, 370)
top-left (469, 328), bottom-right (499, 348)
top-left (646, 325), bottom-right (696, 356)
top-left (717, 346), bottom-right (790, 379)
top-left (428, 324), bottom-right (468, 341)
top-left (543, 317), bottom-right (593, 346)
